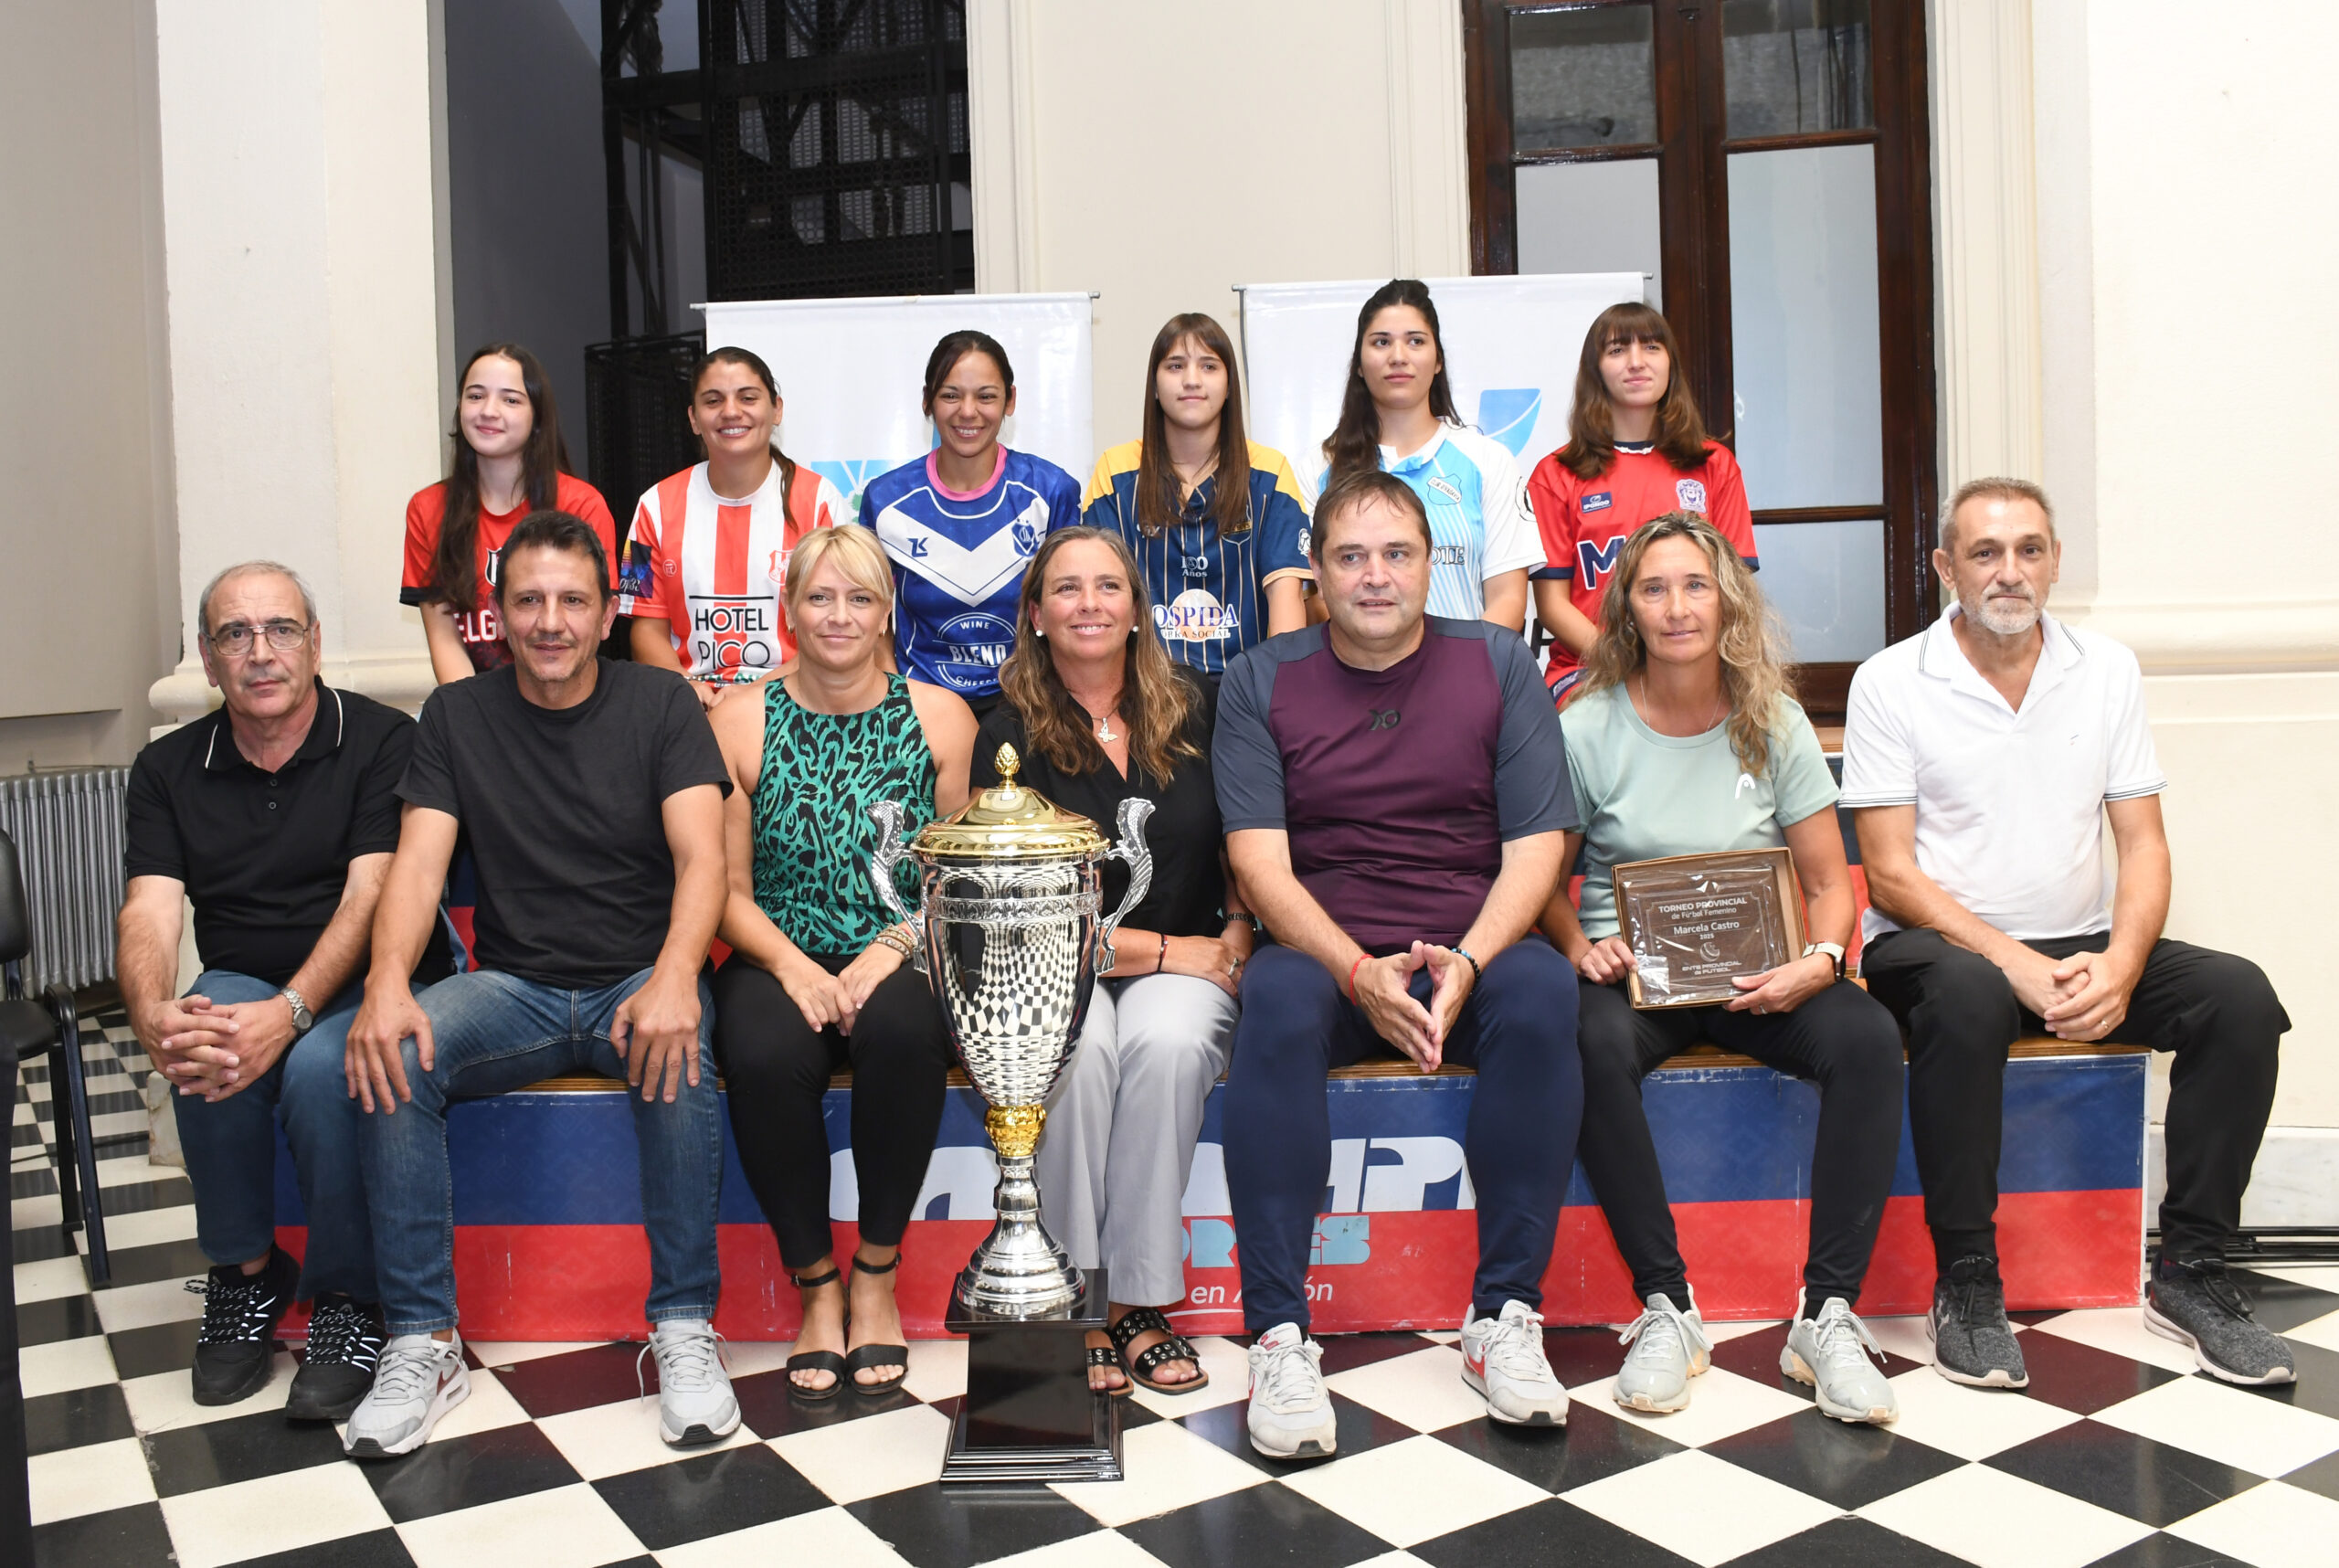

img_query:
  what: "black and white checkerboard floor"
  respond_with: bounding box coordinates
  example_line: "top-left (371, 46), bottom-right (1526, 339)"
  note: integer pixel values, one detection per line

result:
top-left (16, 1012), bottom-right (2339, 1567)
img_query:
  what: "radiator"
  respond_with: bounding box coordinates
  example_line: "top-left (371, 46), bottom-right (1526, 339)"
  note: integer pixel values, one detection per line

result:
top-left (0, 767), bottom-right (130, 992)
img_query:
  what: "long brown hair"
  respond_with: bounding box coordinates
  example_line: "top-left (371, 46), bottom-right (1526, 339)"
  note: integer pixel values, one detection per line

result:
top-left (1579, 513), bottom-right (1794, 778)
top-left (431, 344), bottom-right (574, 612)
top-left (1554, 302), bottom-right (1713, 480)
top-left (1320, 280), bottom-right (1459, 484)
top-left (693, 345), bottom-right (801, 535)
top-left (1136, 313), bottom-right (1253, 538)
top-left (999, 527), bottom-right (1200, 782)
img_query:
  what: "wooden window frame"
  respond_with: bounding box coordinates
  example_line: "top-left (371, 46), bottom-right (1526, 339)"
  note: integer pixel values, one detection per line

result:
top-left (1463, 0), bottom-right (1939, 718)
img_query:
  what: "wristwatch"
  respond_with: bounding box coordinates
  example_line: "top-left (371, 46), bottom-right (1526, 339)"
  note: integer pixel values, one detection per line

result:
top-left (1803, 942), bottom-right (1847, 980)
top-left (279, 986), bottom-right (314, 1036)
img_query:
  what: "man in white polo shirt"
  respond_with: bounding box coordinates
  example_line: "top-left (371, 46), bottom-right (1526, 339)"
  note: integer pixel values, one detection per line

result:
top-left (1844, 477), bottom-right (2291, 1392)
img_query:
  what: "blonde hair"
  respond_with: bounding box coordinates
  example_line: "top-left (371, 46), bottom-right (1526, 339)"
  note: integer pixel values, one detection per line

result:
top-left (781, 523), bottom-right (894, 622)
top-left (1579, 512), bottom-right (1794, 778)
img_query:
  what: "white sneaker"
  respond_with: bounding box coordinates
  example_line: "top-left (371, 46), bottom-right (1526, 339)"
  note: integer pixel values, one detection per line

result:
top-left (641, 1319), bottom-right (739, 1446)
top-left (1245, 1323), bottom-right (1336, 1458)
top-left (1460, 1299), bottom-right (1569, 1426)
top-left (1781, 1296), bottom-right (1899, 1425)
top-left (344, 1332), bottom-right (471, 1458)
top-left (1614, 1288), bottom-right (1711, 1414)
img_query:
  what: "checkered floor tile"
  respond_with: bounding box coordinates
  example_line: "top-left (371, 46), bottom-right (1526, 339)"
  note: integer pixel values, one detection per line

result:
top-left (16, 1009), bottom-right (2339, 1566)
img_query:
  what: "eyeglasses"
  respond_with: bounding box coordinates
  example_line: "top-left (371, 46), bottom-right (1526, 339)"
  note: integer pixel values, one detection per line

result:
top-left (205, 620), bottom-right (312, 656)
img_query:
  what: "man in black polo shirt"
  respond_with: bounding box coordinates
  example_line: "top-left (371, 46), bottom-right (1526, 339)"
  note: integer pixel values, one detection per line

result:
top-left (119, 561), bottom-right (450, 1415)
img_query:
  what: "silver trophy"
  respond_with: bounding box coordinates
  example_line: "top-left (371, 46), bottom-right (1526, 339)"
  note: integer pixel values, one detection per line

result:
top-left (869, 744), bottom-right (1153, 1319)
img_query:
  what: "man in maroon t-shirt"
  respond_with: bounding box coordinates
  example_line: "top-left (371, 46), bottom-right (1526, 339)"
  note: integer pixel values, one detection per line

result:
top-left (1212, 470), bottom-right (1583, 1458)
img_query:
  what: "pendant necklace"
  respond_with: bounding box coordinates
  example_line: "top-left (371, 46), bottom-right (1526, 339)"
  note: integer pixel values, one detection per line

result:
top-left (1093, 709), bottom-right (1121, 744)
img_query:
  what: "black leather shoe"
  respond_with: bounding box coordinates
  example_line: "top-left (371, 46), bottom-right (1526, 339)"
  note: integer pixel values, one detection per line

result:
top-left (191, 1245), bottom-right (301, 1405)
top-left (287, 1294), bottom-right (388, 1421)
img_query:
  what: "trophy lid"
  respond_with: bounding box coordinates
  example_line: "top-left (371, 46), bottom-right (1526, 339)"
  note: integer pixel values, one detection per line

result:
top-left (914, 744), bottom-right (1109, 860)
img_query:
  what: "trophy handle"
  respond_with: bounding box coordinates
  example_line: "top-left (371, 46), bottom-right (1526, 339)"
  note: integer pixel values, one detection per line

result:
top-left (866, 800), bottom-right (928, 974)
top-left (1097, 797), bottom-right (1156, 948)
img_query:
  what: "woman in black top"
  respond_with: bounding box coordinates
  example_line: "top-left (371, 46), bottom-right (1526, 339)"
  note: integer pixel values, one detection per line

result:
top-left (976, 526), bottom-right (1251, 1395)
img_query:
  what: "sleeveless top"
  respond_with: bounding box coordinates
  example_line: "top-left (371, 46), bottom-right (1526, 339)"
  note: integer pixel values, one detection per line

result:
top-left (750, 674), bottom-right (937, 956)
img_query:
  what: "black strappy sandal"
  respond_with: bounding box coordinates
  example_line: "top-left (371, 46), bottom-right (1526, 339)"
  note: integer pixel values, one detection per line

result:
top-left (843, 1252), bottom-right (910, 1396)
top-left (1088, 1340), bottom-right (1133, 1397)
top-left (1108, 1307), bottom-right (1211, 1395)
top-left (785, 1265), bottom-right (849, 1402)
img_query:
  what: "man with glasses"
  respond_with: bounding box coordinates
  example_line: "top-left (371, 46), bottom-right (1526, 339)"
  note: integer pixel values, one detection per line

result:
top-left (119, 562), bottom-right (452, 1414)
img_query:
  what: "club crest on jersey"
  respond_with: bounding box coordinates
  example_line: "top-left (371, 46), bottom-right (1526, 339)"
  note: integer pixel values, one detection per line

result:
top-left (1297, 527), bottom-right (1311, 557)
top-left (1011, 520), bottom-right (1040, 554)
top-left (1426, 476), bottom-right (1464, 504)
top-left (1158, 588), bottom-right (1232, 642)
top-left (1582, 492), bottom-right (1614, 514)
top-left (766, 547), bottom-right (791, 586)
top-left (1677, 479), bottom-right (1708, 512)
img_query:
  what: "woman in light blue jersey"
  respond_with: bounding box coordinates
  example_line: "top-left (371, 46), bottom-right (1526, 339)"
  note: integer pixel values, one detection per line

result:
top-left (1318, 280), bottom-right (1541, 632)
top-left (858, 331), bottom-right (1084, 719)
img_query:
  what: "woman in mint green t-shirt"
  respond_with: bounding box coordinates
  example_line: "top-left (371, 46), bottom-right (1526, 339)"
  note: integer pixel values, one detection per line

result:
top-left (1539, 514), bottom-right (1906, 1427)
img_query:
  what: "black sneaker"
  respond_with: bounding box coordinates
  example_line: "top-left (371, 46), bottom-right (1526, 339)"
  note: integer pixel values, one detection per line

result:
top-left (2146, 1257), bottom-right (2296, 1385)
top-left (191, 1245), bottom-right (301, 1405)
top-left (287, 1294), bottom-right (388, 1422)
top-left (1927, 1255), bottom-right (2027, 1389)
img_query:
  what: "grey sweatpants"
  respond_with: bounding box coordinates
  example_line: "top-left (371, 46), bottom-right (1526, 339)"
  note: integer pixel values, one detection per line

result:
top-left (1036, 973), bottom-right (1237, 1308)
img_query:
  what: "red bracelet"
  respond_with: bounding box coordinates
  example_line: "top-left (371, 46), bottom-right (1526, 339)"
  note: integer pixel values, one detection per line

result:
top-left (1349, 953), bottom-right (1370, 1001)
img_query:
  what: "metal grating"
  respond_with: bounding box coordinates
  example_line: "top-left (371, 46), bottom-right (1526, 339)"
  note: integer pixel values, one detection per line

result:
top-left (585, 330), bottom-right (706, 526)
top-left (0, 768), bottom-right (131, 993)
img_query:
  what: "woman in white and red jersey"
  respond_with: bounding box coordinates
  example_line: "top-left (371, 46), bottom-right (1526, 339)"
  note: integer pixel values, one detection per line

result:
top-left (1529, 302), bottom-right (1758, 703)
top-left (619, 347), bottom-right (845, 709)
top-left (401, 344), bottom-right (618, 683)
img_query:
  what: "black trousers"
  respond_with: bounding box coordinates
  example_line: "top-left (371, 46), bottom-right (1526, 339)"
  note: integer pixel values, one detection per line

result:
top-left (1863, 927), bottom-right (2287, 1266)
top-left (1577, 977), bottom-right (1905, 1306)
top-left (711, 952), bottom-right (952, 1271)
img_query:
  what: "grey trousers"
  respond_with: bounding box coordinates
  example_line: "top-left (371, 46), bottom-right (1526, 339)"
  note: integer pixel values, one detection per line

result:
top-left (1036, 973), bottom-right (1237, 1308)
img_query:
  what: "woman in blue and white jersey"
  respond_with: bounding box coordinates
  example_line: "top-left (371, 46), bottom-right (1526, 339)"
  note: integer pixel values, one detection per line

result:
top-left (859, 330), bottom-right (1084, 718)
top-left (1316, 279), bottom-right (1541, 632)
top-left (1081, 312), bottom-right (1312, 682)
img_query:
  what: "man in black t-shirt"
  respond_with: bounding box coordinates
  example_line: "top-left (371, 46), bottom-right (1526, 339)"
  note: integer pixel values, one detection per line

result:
top-left (119, 561), bottom-right (450, 1416)
top-left (342, 513), bottom-right (735, 1460)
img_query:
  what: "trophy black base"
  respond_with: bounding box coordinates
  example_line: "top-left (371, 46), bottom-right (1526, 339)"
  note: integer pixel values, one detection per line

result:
top-left (940, 1268), bottom-right (1122, 1484)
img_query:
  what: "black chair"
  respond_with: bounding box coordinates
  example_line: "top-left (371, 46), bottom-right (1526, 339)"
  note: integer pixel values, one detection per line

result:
top-left (3, 1023), bottom-right (35, 1565)
top-left (0, 830), bottom-right (110, 1284)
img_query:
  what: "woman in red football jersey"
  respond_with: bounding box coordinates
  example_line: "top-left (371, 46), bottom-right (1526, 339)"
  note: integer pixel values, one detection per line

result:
top-left (1529, 303), bottom-right (1758, 702)
top-left (400, 344), bottom-right (619, 683)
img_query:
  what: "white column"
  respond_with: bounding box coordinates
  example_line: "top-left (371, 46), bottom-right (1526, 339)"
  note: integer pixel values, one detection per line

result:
top-left (148, 0), bottom-right (444, 725)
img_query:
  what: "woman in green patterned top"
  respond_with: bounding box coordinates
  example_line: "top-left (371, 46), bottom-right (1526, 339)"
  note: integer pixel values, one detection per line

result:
top-left (711, 524), bottom-right (976, 1398)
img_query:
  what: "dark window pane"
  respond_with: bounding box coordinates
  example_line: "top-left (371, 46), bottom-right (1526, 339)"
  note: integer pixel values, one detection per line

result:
top-left (1722, 0), bottom-right (1873, 137)
top-left (1508, 4), bottom-right (1656, 151)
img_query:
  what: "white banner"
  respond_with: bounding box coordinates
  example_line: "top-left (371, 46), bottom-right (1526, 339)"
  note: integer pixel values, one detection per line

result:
top-left (1236, 273), bottom-right (1648, 483)
top-left (699, 292), bottom-right (1095, 517)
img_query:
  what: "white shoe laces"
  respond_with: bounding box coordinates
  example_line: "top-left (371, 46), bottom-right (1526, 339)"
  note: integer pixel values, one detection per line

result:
top-left (1480, 1305), bottom-right (1557, 1384)
top-left (372, 1338), bottom-right (453, 1407)
top-left (1254, 1337), bottom-right (1327, 1414)
top-left (1618, 1299), bottom-right (1710, 1366)
top-left (1807, 1298), bottom-right (1884, 1374)
top-left (641, 1321), bottom-right (726, 1398)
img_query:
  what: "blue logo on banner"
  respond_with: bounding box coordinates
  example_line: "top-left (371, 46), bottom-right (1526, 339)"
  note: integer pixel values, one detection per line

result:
top-left (805, 459), bottom-right (894, 518)
top-left (1476, 388), bottom-right (1542, 456)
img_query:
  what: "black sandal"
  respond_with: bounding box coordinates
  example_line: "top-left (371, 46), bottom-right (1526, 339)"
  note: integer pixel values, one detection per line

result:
top-left (785, 1265), bottom-right (848, 1402)
top-left (1088, 1341), bottom-right (1133, 1397)
top-left (1108, 1307), bottom-right (1210, 1394)
top-left (844, 1252), bottom-right (910, 1395)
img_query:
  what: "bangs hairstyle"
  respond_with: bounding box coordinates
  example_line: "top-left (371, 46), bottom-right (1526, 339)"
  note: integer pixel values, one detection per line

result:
top-left (1555, 302), bottom-right (1713, 480)
top-left (781, 523), bottom-right (894, 622)
top-left (922, 329), bottom-right (1016, 413)
top-left (1321, 280), bottom-right (1459, 483)
top-left (1580, 512), bottom-right (1794, 778)
top-left (1136, 313), bottom-right (1254, 538)
top-left (999, 526), bottom-right (1200, 784)
top-left (693, 346), bottom-right (808, 537)
top-left (432, 343), bottom-right (576, 613)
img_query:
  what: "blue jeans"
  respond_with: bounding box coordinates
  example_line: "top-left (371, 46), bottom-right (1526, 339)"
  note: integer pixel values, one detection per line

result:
top-left (171, 970), bottom-right (375, 1302)
top-left (359, 968), bottom-right (723, 1335)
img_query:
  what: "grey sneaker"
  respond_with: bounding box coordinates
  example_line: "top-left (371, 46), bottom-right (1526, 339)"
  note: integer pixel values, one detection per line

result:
top-left (1929, 1256), bottom-right (2027, 1389)
top-left (2146, 1259), bottom-right (2296, 1385)
top-left (344, 1333), bottom-right (471, 1458)
top-left (1246, 1323), bottom-right (1337, 1458)
top-left (1460, 1299), bottom-right (1568, 1426)
top-left (1782, 1297), bottom-right (1899, 1424)
top-left (1614, 1290), bottom-right (1711, 1414)
top-left (640, 1319), bottom-right (740, 1446)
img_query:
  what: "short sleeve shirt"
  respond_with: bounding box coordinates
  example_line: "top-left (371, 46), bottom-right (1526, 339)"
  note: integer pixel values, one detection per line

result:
top-left (1561, 683), bottom-right (1838, 940)
top-left (614, 460), bottom-right (846, 680)
top-left (398, 661), bottom-right (731, 989)
top-left (401, 474), bottom-right (619, 674)
top-left (1080, 441), bottom-right (1313, 676)
top-left (1308, 427), bottom-right (1543, 621)
top-left (1529, 441), bottom-right (1759, 687)
top-left (1213, 618), bottom-right (1574, 952)
top-left (1839, 609), bottom-right (2166, 944)
top-left (124, 683), bottom-right (452, 989)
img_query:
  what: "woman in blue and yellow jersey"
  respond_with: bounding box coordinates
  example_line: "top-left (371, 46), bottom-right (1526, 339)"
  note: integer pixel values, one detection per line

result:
top-left (1082, 313), bottom-right (1312, 680)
